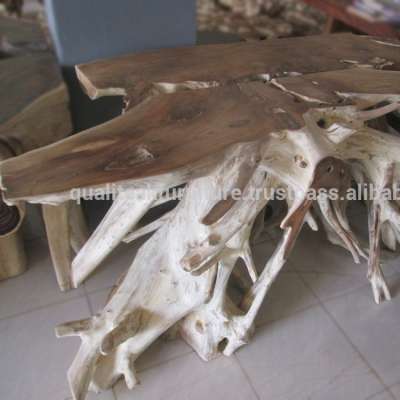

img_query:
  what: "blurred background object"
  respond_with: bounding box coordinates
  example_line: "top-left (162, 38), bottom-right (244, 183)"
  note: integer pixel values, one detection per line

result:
top-left (0, 0), bottom-right (42, 18)
top-left (303, 0), bottom-right (400, 38)
top-left (349, 0), bottom-right (400, 24)
top-left (43, 0), bottom-right (196, 130)
top-left (4, 1), bottom-right (399, 42)
top-left (2, 0), bottom-right (325, 41)
top-left (197, 0), bottom-right (326, 39)
top-left (0, 0), bottom-right (24, 17)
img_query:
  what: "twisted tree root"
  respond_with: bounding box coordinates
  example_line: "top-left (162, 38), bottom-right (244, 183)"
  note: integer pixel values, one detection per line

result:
top-left (48, 98), bottom-right (400, 399)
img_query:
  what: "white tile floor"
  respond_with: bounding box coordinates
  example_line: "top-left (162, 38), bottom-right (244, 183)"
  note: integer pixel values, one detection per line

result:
top-left (1, 203), bottom-right (400, 400)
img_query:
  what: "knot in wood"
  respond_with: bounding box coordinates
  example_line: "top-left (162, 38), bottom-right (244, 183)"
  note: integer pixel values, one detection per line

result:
top-left (311, 157), bottom-right (351, 192)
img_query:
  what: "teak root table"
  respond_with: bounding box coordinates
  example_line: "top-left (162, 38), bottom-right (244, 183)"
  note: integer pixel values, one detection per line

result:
top-left (1, 33), bottom-right (400, 400)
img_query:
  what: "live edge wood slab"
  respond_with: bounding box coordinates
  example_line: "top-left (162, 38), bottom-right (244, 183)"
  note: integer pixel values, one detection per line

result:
top-left (1, 33), bottom-right (400, 399)
top-left (0, 16), bottom-right (88, 289)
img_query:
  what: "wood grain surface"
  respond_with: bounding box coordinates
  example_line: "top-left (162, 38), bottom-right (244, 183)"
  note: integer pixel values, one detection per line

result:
top-left (76, 33), bottom-right (400, 105)
top-left (2, 66), bottom-right (399, 200)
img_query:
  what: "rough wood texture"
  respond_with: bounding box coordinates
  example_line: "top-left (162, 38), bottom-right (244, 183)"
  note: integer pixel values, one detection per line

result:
top-left (1, 34), bottom-right (400, 400)
top-left (2, 67), bottom-right (400, 201)
top-left (75, 33), bottom-right (400, 105)
top-left (41, 201), bottom-right (88, 291)
top-left (0, 16), bottom-right (88, 286)
top-left (42, 203), bottom-right (72, 291)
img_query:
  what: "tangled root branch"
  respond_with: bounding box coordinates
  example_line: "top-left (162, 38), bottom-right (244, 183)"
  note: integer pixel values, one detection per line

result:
top-left (57, 97), bottom-right (400, 400)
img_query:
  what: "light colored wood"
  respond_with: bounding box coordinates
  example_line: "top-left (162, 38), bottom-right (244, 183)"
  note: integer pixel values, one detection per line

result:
top-left (71, 188), bottom-right (161, 287)
top-left (42, 201), bottom-right (89, 291)
top-left (48, 93), bottom-right (400, 399)
top-left (42, 203), bottom-right (73, 291)
top-left (68, 201), bottom-right (89, 254)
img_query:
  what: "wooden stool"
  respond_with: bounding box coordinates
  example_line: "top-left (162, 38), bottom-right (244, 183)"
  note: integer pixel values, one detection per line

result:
top-left (0, 16), bottom-right (88, 290)
top-left (1, 33), bottom-right (400, 399)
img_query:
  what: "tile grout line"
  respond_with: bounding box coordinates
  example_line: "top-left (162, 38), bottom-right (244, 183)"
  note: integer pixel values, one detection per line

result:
top-left (85, 284), bottom-right (115, 297)
top-left (233, 354), bottom-right (261, 400)
top-left (365, 388), bottom-right (391, 400)
top-left (294, 276), bottom-right (372, 303)
top-left (256, 301), bottom-right (321, 329)
top-left (250, 269), bottom-right (373, 340)
top-left (0, 291), bottom-right (87, 322)
top-left (296, 271), bottom-right (397, 400)
top-left (138, 349), bottom-right (194, 374)
top-left (293, 269), bottom-right (369, 276)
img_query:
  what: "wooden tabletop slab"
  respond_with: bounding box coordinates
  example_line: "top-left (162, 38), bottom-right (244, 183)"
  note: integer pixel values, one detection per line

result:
top-left (1, 65), bottom-right (399, 200)
top-left (76, 33), bottom-right (400, 106)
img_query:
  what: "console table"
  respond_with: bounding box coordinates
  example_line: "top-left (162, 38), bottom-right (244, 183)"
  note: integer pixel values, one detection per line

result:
top-left (1, 33), bottom-right (400, 400)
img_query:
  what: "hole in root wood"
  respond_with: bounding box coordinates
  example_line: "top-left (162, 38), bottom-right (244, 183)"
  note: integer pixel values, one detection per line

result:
top-left (317, 118), bottom-right (327, 128)
top-left (218, 338), bottom-right (229, 353)
top-left (195, 320), bottom-right (205, 334)
top-left (326, 165), bottom-right (334, 174)
top-left (202, 197), bottom-right (237, 226)
top-left (294, 155), bottom-right (308, 168)
top-left (387, 111), bottom-right (400, 134)
top-left (365, 102), bottom-right (400, 135)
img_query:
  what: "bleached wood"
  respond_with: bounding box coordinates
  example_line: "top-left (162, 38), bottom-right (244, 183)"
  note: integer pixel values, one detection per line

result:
top-left (71, 187), bottom-right (162, 287)
top-left (63, 95), bottom-right (400, 399)
top-left (42, 203), bottom-right (73, 291)
top-left (123, 209), bottom-right (174, 244)
top-left (68, 201), bottom-right (89, 254)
